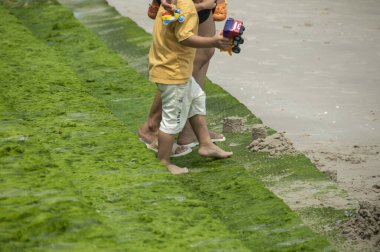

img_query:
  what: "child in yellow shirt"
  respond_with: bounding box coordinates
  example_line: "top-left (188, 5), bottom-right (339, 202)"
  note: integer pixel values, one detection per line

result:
top-left (148, 0), bottom-right (232, 174)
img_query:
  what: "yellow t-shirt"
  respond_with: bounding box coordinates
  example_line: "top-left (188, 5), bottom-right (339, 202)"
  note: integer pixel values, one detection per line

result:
top-left (149, 0), bottom-right (198, 84)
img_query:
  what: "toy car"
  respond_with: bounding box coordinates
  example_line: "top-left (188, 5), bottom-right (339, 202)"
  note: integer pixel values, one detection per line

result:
top-left (222, 18), bottom-right (245, 54)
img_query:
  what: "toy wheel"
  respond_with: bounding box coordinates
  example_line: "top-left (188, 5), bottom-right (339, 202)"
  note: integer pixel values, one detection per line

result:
top-left (178, 15), bottom-right (185, 23)
top-left (234, 36), bottom-right (241, 42)
top-left (232, 46), bottom-right (241, 54)
top-left (239, 26), bottom-right (245, 35)
top-left (234, 36), bottom-right (244, 45)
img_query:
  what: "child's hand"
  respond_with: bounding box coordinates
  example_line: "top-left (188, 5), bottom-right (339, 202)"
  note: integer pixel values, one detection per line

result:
top-left (213, 31), bottom-right (231, 49)
top-left (161, 0), bottom-right (177, 11)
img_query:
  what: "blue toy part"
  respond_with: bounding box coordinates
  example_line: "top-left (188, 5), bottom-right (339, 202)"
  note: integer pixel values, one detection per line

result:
top-left (223, 18), bottom-right (234, 37)
top-left (221, 18), bottom-right (245, 55)
top-left (177, 15), bottom-right (185, 23)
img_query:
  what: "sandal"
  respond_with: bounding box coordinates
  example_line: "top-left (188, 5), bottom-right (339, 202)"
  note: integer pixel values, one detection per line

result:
top-left (147, 0), bottom-right (160, 20)
top-left (140, 138), bottom-right (192, 158)
top-left (213, 0), bottom-right (227, 22)
top-left (181, 133), bottom-right (226, 148)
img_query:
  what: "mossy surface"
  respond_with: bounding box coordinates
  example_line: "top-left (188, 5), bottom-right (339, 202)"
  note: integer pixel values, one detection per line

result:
top-left (0, 1), bottom-right (335, 251)
top-left (0, 5), bottom-right (248, 251)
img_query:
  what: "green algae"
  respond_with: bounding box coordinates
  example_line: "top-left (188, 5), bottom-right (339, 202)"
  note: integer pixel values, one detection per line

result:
top-left (0, 1), bottom-right (337, 251)
top-left (0, 6), bottom-right (251, 251)
top-left (58, 0), bottom-right (153, 76)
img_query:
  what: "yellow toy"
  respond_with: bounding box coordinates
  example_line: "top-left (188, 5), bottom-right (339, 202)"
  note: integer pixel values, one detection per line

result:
top-left (162, 5), bottom-right (185, 25)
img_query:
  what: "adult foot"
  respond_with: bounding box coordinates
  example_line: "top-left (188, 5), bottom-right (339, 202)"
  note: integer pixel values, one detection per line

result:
top-left (138, 124), bottom-right (157, 146)
top-left (198, 143), bottom-right (233, 158)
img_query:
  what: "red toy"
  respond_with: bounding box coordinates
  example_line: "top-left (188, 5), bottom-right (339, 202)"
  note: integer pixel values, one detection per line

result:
top-left (221, 18), bottom-right (245, 55)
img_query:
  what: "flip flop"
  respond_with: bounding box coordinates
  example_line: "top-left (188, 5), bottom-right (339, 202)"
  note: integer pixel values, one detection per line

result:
top-left (212, 136), bottom-right (226, 143)
top-left (140, 138), bottom-right (192, 158)
top-left (170, 143), bottom-right (192, 158)
top-left (181, 136), bottom-right (226, 148)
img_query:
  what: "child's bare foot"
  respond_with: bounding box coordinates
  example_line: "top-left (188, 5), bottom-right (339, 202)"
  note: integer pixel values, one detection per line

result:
top-left (166, 163), bottom-right (189, 175)
top-left (198, 143), bottom-right (233, 158)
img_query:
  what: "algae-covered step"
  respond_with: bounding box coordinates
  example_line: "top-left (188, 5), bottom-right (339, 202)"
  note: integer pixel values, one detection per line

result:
top-left (0, 5), bottom-right (250, 251)
top-left (1, 1), bottom-right (332, 251)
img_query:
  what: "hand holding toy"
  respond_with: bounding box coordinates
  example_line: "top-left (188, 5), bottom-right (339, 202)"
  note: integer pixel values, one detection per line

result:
top-left (220, 18), bottom-right (245, 55)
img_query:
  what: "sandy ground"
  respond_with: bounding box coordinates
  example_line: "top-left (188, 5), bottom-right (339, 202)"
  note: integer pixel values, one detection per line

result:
top-left (105, 0), bottom-right (380, 208)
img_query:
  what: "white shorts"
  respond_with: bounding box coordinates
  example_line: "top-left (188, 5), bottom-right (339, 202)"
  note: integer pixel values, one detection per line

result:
top-left (157, 77), bottom-right (206, 135)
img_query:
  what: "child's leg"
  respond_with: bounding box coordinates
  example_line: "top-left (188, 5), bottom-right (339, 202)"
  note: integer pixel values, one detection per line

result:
top-left (189, 115), bottom-right (233, 158)
top-left (157, 130), bottom-right (189, 174)
top-left (138, 91), bottom-right (161, 144)
top-left (187, 78), bottom-right (232, 158)
top-left (138, 91), bottom-right (191, 157)
top-left (157, 83), bottom-right (191, 174)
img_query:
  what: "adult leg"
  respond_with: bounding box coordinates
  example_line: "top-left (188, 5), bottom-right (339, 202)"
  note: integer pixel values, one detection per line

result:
top-left (138, 91), bottom-right (161, 144)
top-left (192, 12), bottom-right (215, 88)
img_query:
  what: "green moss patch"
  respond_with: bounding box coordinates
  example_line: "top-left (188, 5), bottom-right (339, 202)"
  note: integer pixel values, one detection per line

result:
top-left (0, 1), bottom-right (337, 251)
top-left (0, 6), bottom-right (248, 251)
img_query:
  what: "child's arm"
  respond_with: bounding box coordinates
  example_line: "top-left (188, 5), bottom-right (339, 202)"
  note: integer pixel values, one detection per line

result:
top-left (193, 0), bottom-right (216, 11)
top-left (180, 32), bottom-right (231, 49)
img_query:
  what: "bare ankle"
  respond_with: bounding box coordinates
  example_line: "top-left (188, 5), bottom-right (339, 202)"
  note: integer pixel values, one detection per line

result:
top-left (138, 122), bottom-right (158, 144)
top-left (148, 119), bottom-right (160, 133)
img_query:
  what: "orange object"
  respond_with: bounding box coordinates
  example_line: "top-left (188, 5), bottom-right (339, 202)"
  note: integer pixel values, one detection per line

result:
top-left (213, 0), bottom-right (227, 21)
top-left (147, 0), bottom-right (160, 19)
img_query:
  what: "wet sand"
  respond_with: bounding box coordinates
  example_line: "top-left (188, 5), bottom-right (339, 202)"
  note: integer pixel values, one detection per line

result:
top-left (106, 0), bottom-right (380, 205)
